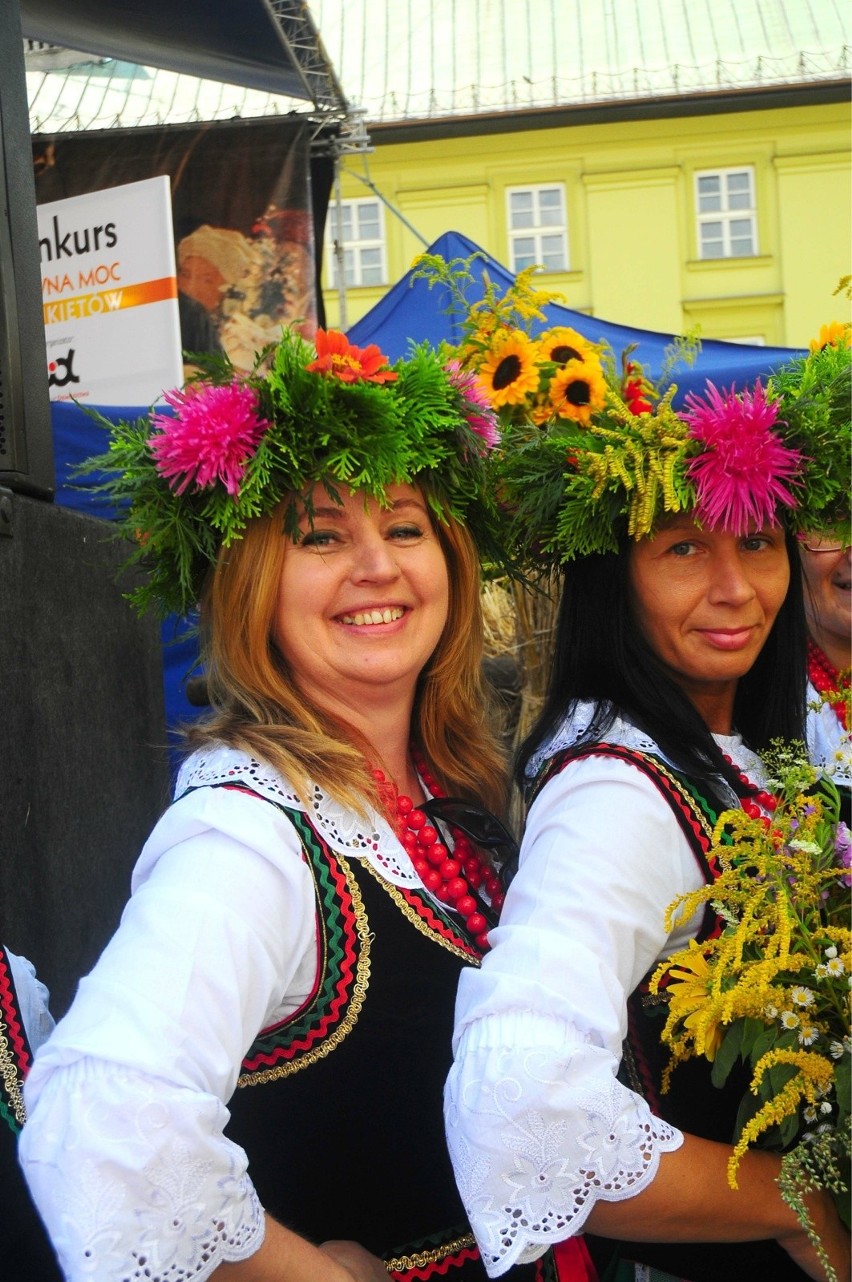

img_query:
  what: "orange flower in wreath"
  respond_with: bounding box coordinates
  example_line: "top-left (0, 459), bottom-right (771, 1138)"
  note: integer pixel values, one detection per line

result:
top-left (809, 320), bottom-right (851, 353)
top-left (306, 328), bottom-right (398, 383)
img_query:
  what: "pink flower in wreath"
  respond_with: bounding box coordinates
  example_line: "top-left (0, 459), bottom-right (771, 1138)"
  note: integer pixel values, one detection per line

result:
top-left (149, 382), bottom-right (269, 498)
top-left (445, 360), bottom-right (500, 449)
top-left (682, 380), bottom-right (802, 534)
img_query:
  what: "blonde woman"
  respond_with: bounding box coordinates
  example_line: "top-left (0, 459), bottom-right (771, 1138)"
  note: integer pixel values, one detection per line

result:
top-left (20, 331), bottom-right (559, 1282)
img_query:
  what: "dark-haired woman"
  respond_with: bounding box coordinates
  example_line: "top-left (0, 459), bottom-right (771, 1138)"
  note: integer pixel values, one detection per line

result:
top-left (445, 382), bottom-right (850, 1281)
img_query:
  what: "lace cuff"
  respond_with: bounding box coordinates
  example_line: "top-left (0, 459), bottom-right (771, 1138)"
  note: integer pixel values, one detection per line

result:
top-left (444, 1022), bottom-right (683, 1277)
top-left (21, 1061), bottom-right (265, 1282)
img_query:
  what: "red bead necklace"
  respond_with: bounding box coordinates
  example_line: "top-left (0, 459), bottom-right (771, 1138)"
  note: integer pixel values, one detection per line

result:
top-left (371, 754), bottom-right (503, 952)
top-left (722, 753), bottom-right (777, 822)
top-left (807, 639), bottom-right (850, 731)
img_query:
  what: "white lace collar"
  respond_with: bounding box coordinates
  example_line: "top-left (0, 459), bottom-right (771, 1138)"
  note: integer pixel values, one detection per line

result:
top-left (526, 699), bottom-right (769, 806)
top-left (175, 744), bottom-right (425, 890)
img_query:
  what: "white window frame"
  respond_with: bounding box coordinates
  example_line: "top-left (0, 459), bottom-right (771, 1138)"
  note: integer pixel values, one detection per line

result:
top-left (695, 167), bottom-right (758, 260)
top-left (327, 197), bottom-right (387, 289)
top-left (506, 184), bottom-right (569, 273)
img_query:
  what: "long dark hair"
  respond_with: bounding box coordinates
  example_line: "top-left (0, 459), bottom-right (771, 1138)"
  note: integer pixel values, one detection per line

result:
top-left (517, 530), bottom-right (808, 803)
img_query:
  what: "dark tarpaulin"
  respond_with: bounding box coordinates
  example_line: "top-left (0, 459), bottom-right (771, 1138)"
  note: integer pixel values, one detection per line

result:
top-left (19, 0), bottom-right (313, 98)
top-left (347, 230), bottom-right (806, 402)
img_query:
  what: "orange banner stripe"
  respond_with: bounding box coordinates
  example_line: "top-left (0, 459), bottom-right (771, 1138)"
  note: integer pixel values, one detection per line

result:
top-left (43, 276), bottom-right (178, 325)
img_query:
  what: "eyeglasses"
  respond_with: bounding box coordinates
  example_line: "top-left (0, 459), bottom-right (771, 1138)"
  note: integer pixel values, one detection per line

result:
top-left (796, 534), bottom-right (851, 554)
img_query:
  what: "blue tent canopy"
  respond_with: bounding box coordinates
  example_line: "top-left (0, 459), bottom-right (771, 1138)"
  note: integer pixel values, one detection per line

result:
top-left (348, 230), bottom-right (805, 401)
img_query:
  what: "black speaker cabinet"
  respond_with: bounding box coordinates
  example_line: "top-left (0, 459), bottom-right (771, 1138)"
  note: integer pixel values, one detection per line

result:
top-left (0, 5), bottom-right (54, 497)
top-left (0, 492), bottom-right (169, 1017)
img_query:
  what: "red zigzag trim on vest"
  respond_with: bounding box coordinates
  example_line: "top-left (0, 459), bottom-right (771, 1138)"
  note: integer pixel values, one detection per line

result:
top-left (0, 949), bottom-right (31, 1074)
top-left (387, 1242), bottom-right (480, 1280)
top-left (398, 885), bottom-right (481, 960)
top-left (242, 848), bottom-right (359, 1071)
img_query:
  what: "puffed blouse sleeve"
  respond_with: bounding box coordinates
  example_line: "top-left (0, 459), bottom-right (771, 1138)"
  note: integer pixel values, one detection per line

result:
top-left (444, 755), bottom-right (707, 1277)
top-left (19, 784), bottom-right (318, 1282)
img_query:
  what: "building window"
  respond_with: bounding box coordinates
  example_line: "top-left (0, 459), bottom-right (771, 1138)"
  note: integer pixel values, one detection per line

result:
top-left (327, 198), bottom-right (386, 288)
top-left (695, 167), bottom-right (758, 259)
top-left (507, 185), bottom-right (568, 273)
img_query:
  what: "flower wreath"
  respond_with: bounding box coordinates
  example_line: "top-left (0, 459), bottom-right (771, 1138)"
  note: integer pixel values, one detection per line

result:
top-left (767, 328), bottom-right (851, 537)
top-left (409, 253), bottom-right (849, 568)
top-left (498, 328), bottom-right (850, 569)
top-left (82, 327), bottom-right (509, 617)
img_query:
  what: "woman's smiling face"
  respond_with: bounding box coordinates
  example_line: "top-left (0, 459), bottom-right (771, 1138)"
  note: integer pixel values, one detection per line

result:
top-left (629, 515), bottom-right (790, 730)
top-left (272, 484), bottom-right (449, 713)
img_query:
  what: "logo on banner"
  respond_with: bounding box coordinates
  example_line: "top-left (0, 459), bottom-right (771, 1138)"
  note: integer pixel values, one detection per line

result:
top-left (47, 349), bottom-right (81, 390)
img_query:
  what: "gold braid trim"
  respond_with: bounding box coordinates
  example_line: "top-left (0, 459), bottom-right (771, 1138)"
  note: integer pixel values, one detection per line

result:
top-left (237, 850), bottom-right (372, 1086)
top-left (360, 860), bottom-right (481, 965)
top-left (385, 1232), bottom-right (476, 1272)
top-left (648, 755), bottom-right (716, 845)
top-left (0, 1014), bottom-right (26, 1128)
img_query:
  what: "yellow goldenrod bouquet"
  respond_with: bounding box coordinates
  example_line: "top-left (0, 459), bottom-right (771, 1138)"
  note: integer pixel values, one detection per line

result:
top-left (651, 741), bottom-right (851, 1266)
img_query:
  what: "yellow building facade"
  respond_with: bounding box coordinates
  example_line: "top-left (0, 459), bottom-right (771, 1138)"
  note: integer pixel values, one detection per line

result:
top-left (322, 99), bottom-right (850, 349)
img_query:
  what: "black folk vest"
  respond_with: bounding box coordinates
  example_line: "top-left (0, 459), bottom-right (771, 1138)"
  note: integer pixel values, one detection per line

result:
top-left (217, 791), bottom-right (553, 1281)
top-left (0, 947), bottom-right (64, 1281)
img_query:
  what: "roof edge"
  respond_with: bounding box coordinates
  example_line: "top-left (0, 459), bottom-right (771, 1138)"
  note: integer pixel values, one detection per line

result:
top-left (362, 79), bottom-right (852, 144)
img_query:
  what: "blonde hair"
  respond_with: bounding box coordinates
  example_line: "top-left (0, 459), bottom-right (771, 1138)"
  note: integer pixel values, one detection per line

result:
top-left (185, 497), bottom-right (508, 818)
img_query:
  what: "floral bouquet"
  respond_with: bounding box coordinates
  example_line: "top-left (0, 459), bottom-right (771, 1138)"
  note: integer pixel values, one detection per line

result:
top-left (651, 742), bottom-right (851, 1276)
top-left (411, 249), bottom-right (704, 437)
top-left (411, 250), bottom-right (610, 429)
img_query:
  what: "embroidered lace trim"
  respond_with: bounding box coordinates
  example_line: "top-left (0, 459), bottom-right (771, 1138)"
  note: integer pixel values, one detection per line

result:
top-left (445, 1038), bottom-right (682, 1277)
top-left (176, 745), bottom-right (422, 889)
top-left (526, 700), bottom-right (769, 806)
top-left (24, 1064), bottom-right (264, 1282)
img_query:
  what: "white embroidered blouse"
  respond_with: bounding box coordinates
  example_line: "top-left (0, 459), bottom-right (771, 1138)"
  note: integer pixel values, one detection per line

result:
top-left (19, 746), bottom-right (435, 1282)
top-left (444, 704), bottom-right (770, 1278)
top-left (806, 680), bottom-right (852, 785)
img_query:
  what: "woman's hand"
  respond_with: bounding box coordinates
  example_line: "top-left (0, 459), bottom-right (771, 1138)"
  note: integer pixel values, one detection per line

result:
top-left (319, 1239), bottom-right (389, 1280)
top-left (213, 1222), bottom-right (388, 1280)
top-left (776, 1188), bottom-right (851, 1282)
top-left (585, 1133), bottom-right (850, 1281)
